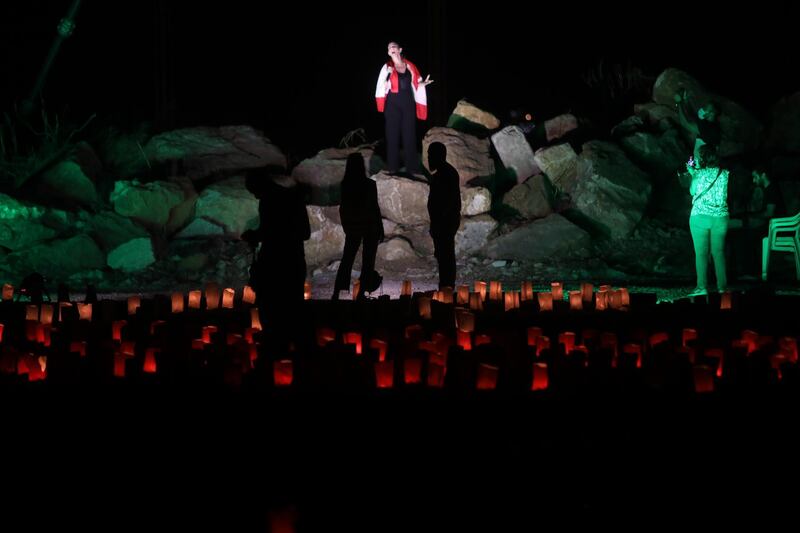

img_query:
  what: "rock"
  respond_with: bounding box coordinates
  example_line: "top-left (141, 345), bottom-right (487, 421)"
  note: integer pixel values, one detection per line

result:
top-left (491, 126), bottom-right (539, 183)
top-left (194, 177), bottom-right (259, 237)
top-left (375, 171), bottom-right (430, 225)
top-left (502, 174), bottom-right (553, 220)
top-left (107, 237), bottom-right (155, 272)
top-left (40, 161), bottom-right (99, 207)
top-left (304, 205), bottom-right (346, 267)
top-left (447, 99), bottom-right (501, 131)
top-left (110, 180), bottom-right (185, 228)
top-left (485, 214), bottom-right (591, 261)
top-left (461, 187), bottom-right (492, 216)
top-left (544, 114), bottom-right (579, 142)
top-left (292, 147), bottom-right (383, 205)
top-left (455, 214), bottom-right (498, 256)
top-left (422, 127), bottom-right (495, 185)
top-left (534, 144), bottom-right (579, 193)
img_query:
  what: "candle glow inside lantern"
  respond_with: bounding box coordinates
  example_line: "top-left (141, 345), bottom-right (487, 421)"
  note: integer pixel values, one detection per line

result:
top-left (205, 282), bottom-right (221, 310)
top-left (457, 286), bottom-right (470, 305)
top-left (242, 286), bottom-right (257, 304)
top-left (304, 281), bottom-right (312, 301)
top-left (474, 281), bottom-right (487, 301)
top-left (77, 303), bottom-right (92, 321)
top-left (375, 360), bottom-right (394, 388)
top-left (581, 282), bottom-right (593, 304)
top-left (476, 363), bottom-right (499, 390)
top-left (569, 291), bottom-right (582, 310)
top-left (171, 292), bottom-right (184, 313)
top-left (404, 358), bottom-right (422, 384)
top-left (274, 360), bottom-right (293, 386)
top-left (343, 332), bottom-right (363, 355)
top-left (551, 282), bottom-right (563, 300)
top-left (521, 281), bottom-right (534, 302)
top-left (370, 339), bottom-right (389, 362)
top-left (401, 280), bottom-right (413, 297)
top-left (537, 292), bottom-right (553, 311)
top-left (418, 296), bottom-right (432, 319)
top-left (222, 288), bottom-right (235, 308)
top-left (489, 281), bottom-right (502, 301)
top-left (127, 295), bottom-right (141, 316)
top-left (188, 290), bottom-right (202, 309)
top-left (532, 362), bottom-right (549, 391)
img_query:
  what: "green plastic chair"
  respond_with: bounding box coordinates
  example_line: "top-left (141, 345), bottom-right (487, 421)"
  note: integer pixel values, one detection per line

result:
top-left (762, 211), bottom-right (800, 281)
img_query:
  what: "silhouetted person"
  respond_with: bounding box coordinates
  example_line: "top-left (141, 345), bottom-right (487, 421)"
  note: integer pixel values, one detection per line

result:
top-left (243, 170), bottom-right (310, 353)
top-left (333, 153), bottom-right (384, 299)
top-left (426, 142), bottom-right (461, 288)
top-left (375, 41), bottom-right (433, 175)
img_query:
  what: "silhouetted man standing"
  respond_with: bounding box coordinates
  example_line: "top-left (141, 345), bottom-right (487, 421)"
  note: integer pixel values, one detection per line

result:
top-left (426, 142), bottom-right (461, 288)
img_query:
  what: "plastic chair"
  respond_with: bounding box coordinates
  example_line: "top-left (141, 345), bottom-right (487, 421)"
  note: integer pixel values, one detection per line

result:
top-left (762, 211), bottom-right (800, 281)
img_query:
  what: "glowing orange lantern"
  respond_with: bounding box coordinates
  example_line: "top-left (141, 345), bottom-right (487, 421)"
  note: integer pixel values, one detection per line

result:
top-left (741, 330), bottom-right (759, 354)
top-left (569, 291), bottom-right (582, 310)
top-left (274, 359), bottom-right (293, 386)
top-left (693, 365), bottom-right (715, 393)
top-left (551, 282), bottom-right (563, 300)
top-left (39, 304), bottom-right (53, 325)
top-left (205, 282), bottom-right (221, 310)
top-left (242, 285), bottom-right (257, 304)
top-left (521, 281), bottom-right (534, 302)
top-left (649, 332), bottom-right (669, 348)
top-left (489, 281), bottom-right (502, 301)
top-left (622, 343), bottom-right (643, 368)
top-left (418, 296), bottom-right (432, 319)
top-left (455, 310), bottom-right (475, 332)
top-left (532, 362), bottom-right (549, 390)
top-left (202, 325), bottom-right (218, 344)
top-left (619, 288), bottom-right (630, 306)
top-left (536, 336), bottom-right (551, 356)
top-left (58, 302), bottom-right (72, 322)
top-left (77, 303), bottom-right (92, 321)
top-left (69, 341), bottom-right (87, 357)
top-left (250, 308), bottom-right (262, 330)
top-left (404, 358), bottom-right (422, 384)
top-left (188, 290), bottom-right (202, 309)
top-left (558, 332), bottom-right (576, 353)
top-left (474, 281), bottom-right (487, 301)
top-left (1, 284), bottom-right (13, 301)
top-left (144, 348), bottom-right (158, 373)
top-left (375, 360), bottom-right (394, 388)
top-left (595, 290), bottom-right (608, 311)
top-left (475, 334), bottom-right (491, 347)
top-left (779, 337), bottom-right (798, 363)
top-left (303, 280), bottom-right (312, 300)
top-left (401, 280), bottom-right (413, 297)
top-left (581, 283), bottom-right (593, 304)
top-left (537, 292), bottom-right (553, 311)
top-left (457, 329), bottom-right (472, 351)
top-left (127, 295), bottom-right (141, 315)
top-left (191, 339), bottom-right (205, 351)
top-left (222, 288), bottom-right (235, 308)
top-left (719, 291), bottom-right (732, 309)
top-left (26, 305), bottom-right (38, 321)
top-left (504, 291), bottom-right (520, 311)
top-left (469, 293), bottom-right (483, 311)
top-left (457, 286), bottom-right (470, 305)
top-left (369, 339), bottom-right (389, 362)
top-left (120, 340), bottom-right (135, 356)
top-left (114, 353), bottom-right (126, 378)
top-left (609, 290), bottom-right (623, 309)
top-left (343, 332), bottom-right (363, 355)
top-left (682, 328), bottom-right (698, 347)
top-left (476, 363), bottom-right (499, 390)
top-left (112, 320), bottom-right (127, 342)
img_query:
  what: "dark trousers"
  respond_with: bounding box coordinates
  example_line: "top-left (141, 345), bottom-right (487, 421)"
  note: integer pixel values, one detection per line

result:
top-left (385, 94), bottom-right (418, 174)
top-left (432, 231), bottom-right (457, 289)
top-left (334, 230), bottom-right (380, 295)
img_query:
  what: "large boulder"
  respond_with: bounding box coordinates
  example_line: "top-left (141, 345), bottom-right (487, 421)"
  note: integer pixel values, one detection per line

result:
top-left (502, 174), bottom-right (553, 220)
top-left (491, 126), bottom-right (539, 184)
top-left (533, 144), bottom-right (579, 193)
top-left (110, 180), bottom-right (185, 229)
top-left (618, 129), bottom-right (688, 180)
top-left (304, 206), bottom-right (346, 267)
top-left (194, 177), bottom-right (259, 237)
top-left (447, 99), bottom-right (501, 132)
top-left (141, 125), bottom-right (287, 179)
top-left (7, 234), bottom-right (105, 280)
top-left (292, 147), bottom-right (383, 205)
top-left (544, 114), bottom-right (579, 142)
top-left (572, 141), bottom-right (652, 239)
top-left (166, 177), bottom-right (199, 235)
top-left (40, 161), bottom-right (99, 207)
top-left (0, 194), bottom-right (60, 251)
top-left (422, 128), bottom-right (495, 185)
top-left (375, 172), bottom-right (430, 225)
top-left (485, 214), bottom-right (591, 261)
top-left (461, 187), bottom-right (492, 217)
top-left (455, 215), bottom-right (498, 256)
top-left (83, 211), bottom-right (149, 252)
top-left (107, 237), bottom-right (156, 272)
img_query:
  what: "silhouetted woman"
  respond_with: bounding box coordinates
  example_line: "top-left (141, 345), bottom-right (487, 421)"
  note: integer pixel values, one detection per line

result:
top-left (332, 153), bottom-right (384, 299)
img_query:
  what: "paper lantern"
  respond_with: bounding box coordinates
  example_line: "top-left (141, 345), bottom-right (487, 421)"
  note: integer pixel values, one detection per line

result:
top-left (536, 336), bottom-right (551, 356)
top-left (404, 358), bottom-right (422, 384)
top-left (504, 291), bottom-right (520, 311)
top-left (527, 327), bottom-right (542, 347)
top-left (401, 280), bottom-right (413, 297)
top-left (521, 281), bottom-right (534, 302)
top-left (778, 337), bottom-right (798, 363)
top-left (550, 282), bottom-right (563, 300)
top-left (595, 290), bottom-right (608, 311)
top-left (457, 329), bottom-right (472, 351)
top-left (537, 292), bottom-right (553, 311)
top-left (242, 285), bottom-right (257, 305)
top-left (202, 325), bottom-right (218, 344)
top-left (303, 280), bottom-right (312, 301)
top-left (532, 362), bottom-right (549, 391)
top-left (476, 363), bottom-right (499, 390)
top-left (489, 281), bottom-right (502, 301)
top-left (693, 365), bottom-right (715, 393)
top-left (77, 303), bottom-right (92, 321)
top-left (468, 293), bottom-right (483, 311)
top-left (457, 286), bottom-right (470, 305)
top-left (188, 290), bottom-right (202, 309)
top-left (609, 290), bottom-right (623, 309)
top-left (191, 339), bottom-right (205, 351)
top-left (250, 308), bottom-right (262, 330)
top-left (112, 320), bottom-right (127, 342)
top-left (600, 332), bottom-right (618, 357)
top-left (274, 360), bottom-right (293, 386)
top-left (127, 295), bottom-right (141, 316)
top-left (120, 340), bottom-right (135, 357)
top-left (569, 291), bottom-right (582, 310)
top-left (343, 332), bottom-right (363, 355)
top-left (69, 341), bottom-right (87, 357)
top-left (205, 282), bottom-right (221, 310)
top-left (427, 362), bottom-right (445, 388)
top-left (369, 339), bottom-right (389, 362)
top-left (704, 348), bottom-right (725, 377)
top-left (150, 320), bottom-right (166, 336)
top-left (222, 288), bottom-right (235, 309)
top-left (475, 334), bottom-right (491, 347)
top-left (455, 310), bottom-right (475, 332)
top-left (39, 304), bottom-right (54, 325)
top-left (622, 343), bottom-right (643, 368)
top-left (418, 296), bottom-right (432, 319)
top-left (649, 332), bottom-right (669, 348)
top-left (441, 287), bottom-right (454, 305)
top-left (170, 293), bottom-right (184, 313)
top-left (474, 281), bottom-right (487, 301)
top-left (619, 288), bottom-right (630, 306)
top-left (1, 284), bottom-right (13, 301)
top-left (26, 305), bottom-right (38, 321)
top-left (741, 330), bottom-right (759, 354)
top-left (58, 302), bottom-right (72, 322)
top-left (375, 360), bottom-right (394, 388)
top-left (580, 283), bottom-right (593, 304)
top-left (404, 324), bottom-right (425, 341)
top-left (143, 348), bottom-right (158, 373)
top-left (226, 333), bottom-right (243, 346)
top-left (599, 284), bottom-right (612, 292)
top-left (558, 332), bottom-right (576, 353)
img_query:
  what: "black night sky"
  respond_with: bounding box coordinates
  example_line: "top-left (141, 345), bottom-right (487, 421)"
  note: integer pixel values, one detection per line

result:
top-left (2, 1), bottom-right (798, 159)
